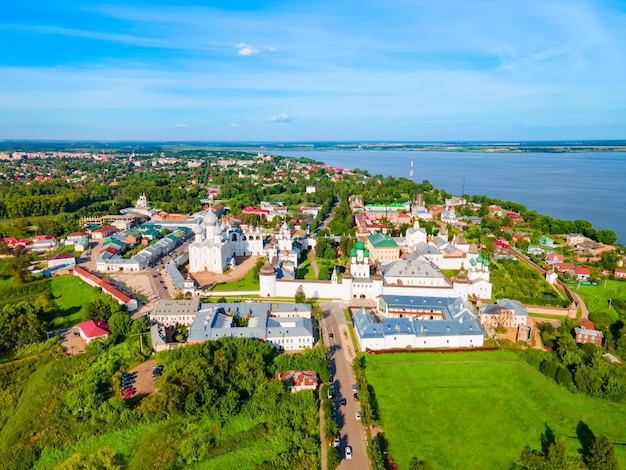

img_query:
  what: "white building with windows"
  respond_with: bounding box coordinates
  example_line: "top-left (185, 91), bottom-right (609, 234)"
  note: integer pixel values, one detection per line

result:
top-left (353, 297), bottom-right (484, 351)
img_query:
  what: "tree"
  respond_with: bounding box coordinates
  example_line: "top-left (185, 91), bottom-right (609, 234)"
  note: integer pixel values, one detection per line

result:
top-left (295, 285), bottom-right (306, 304)
top-left (596, 229), bottom-right (617, 245)
top-left (108, 312), bottom-right (131, 339)
top-left (544, 438), bottom-right (576, 469)
top-left (86, 298), bottom-right (112, 321)
top-left (585, 435), bottom-right (618, 470)
top-left (130, 317), bottom-right (149, 335)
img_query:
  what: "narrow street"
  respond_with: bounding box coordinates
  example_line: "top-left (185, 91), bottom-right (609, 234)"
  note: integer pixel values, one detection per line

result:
top-left (321, 300), bottom-right (370, 469)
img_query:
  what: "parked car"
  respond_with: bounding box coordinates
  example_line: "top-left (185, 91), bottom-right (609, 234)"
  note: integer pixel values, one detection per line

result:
top-left (152, 365), bottom-right (163, 377)
top-left (352, 384), bottom-right (357, 392)
top-left (332, 436), bottom-right (340, 448)
top-left (329, 333), bottom-right (334, 338)
top-left (122, 388), bottom-right (133, 398)
top-left (355, 411), bottom-right (361, 421)
top-left (340, 398), bottom-right (347, 406)
top-left (345, 446), bottom-right (352, 460)
top-left (353, 393), bottom-right (359, 401)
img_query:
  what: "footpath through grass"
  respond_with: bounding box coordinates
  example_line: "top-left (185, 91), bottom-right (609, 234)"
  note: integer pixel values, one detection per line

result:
top-left (365, 350), bottom-right (626, 469)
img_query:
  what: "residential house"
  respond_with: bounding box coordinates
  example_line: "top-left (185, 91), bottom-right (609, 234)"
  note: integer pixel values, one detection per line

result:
top-left (565, 234), bottom-right (585, 246)
top-left (78, 319), bottom-right (110, 344)
top-left (276, 370), bottom-right (318, 392)
top-left (495, 238), bottom-right (510, 250)
top-left (32, 235), bottom-right (58, 252)
top-left (546, 253), bottom-right (564, 264)
top-left (91, 224), bottom-right (117, 240)
top-left (555, 262), bottom-right (576, 275)
top-left (506, 212), bottom-right (525, 224)
top-left (574, 266), bottom-right (591, 282)
top-left (47, 252), bottom-right (76, 269)
top-left (614, 268), bottom-right (626, 279)
top-left (574, 326), bottom-right (603, 346)
top-left (527, 246), bottom-right (544, 256)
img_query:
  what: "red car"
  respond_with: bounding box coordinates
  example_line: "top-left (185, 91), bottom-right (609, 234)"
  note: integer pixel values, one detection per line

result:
top-left (122, 386), bottom-right (136, 398)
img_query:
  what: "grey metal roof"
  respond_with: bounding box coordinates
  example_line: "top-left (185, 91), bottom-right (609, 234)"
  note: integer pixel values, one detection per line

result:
top-left (480, 299), bottom-right (528, 317)
top-left (187, 301), bottom-right (313, 344)
top-left (381, 252), bottom-right (446, 279)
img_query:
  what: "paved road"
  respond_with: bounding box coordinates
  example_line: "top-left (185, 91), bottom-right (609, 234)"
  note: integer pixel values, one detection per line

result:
top-left (321, 301), bottom-right (369, 469)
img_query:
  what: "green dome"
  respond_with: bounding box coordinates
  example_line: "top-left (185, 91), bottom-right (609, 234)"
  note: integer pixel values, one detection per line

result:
top-left (355, 240), bottom-right (365, 250)
top-left (350, 247), bottom-right (357, 257)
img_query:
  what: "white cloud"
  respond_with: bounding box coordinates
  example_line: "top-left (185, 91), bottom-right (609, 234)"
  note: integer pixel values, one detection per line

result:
top-left (174, 123), bottom-right (187, 128)
top-left (229, 123), bottom-right (239, 128)
top-left (268, 113), bottom-right (294, 123)
top-left (266, 46), bottom-right (277, 52)
top-left (237, 43), bottom-right (259, 56)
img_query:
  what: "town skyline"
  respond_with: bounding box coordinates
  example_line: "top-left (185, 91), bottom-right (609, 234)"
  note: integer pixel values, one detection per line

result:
top-left (2, 0), bottom-right (626, 141)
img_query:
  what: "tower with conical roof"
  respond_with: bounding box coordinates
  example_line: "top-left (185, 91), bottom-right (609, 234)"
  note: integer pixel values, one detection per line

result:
top-left (259, 261), bottom-right (277, 297)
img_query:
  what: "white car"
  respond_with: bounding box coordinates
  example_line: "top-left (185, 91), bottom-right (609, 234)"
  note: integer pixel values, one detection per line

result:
top-left (355, 411), bottom-right (361, 420)
top-left (345, 446), bottom-right (352, 460)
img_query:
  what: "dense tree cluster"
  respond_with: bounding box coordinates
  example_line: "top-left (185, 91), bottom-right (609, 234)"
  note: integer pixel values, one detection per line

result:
top-left (521, 330), bottom-right (626, 402)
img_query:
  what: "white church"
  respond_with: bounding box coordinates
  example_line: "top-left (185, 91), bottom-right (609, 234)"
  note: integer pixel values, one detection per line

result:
top-left (188, 211), bottom-right (300, 276)
top-left (188, 210), bottom-right (265, 274)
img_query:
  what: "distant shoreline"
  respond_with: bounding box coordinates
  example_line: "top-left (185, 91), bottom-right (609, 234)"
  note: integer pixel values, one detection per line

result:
top-left (2, 141), bottom-right (626, 154)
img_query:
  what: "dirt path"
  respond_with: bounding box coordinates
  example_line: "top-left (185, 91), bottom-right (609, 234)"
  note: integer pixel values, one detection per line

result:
top-left (309, 248), bottom-right (320, 279)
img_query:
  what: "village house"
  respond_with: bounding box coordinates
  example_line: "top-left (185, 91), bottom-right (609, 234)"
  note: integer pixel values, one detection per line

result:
top-left (574, 326), bottom-right (603, 347)
top-left (546, 253), bottom-right (564, 264)
top-left (276, 370), bottom-right (318, 392)
top-left (574, 266), bottom-right (591, 282)
top-left (47, 252), bottom-right (76, 269)
top-left (77, 319), bottom-right (110, 344)
top-left (32, 235), bottom-right (58, 252)
top-left (90, 224), bottom-right (117, 240)
top-left (565, 233), bottom-right (585, 246)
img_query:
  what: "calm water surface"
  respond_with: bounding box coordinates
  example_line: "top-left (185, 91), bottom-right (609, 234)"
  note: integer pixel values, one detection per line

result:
top-left (277, 150), bottom-right (626, 243)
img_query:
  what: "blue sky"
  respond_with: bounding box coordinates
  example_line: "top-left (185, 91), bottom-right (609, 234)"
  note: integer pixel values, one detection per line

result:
top-left (1, 0), bottom-right (625, 141)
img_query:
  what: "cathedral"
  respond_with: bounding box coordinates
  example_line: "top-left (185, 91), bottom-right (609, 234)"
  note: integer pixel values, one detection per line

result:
top-left (188, 210), bottom-right (264, 274)
top-left (187, 211), bottom-right (300, 275)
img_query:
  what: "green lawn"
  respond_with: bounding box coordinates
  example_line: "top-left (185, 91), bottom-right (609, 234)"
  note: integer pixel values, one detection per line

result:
top-left (210, 269), bottom-right (259, 291)
top-left (297, 251), bottom-right (317, 280)
top-left (49, 275), bottom-right (105, 328)
top-left (365, 350), bottom-right (626, 469)
top-left (577, 279), bottom-right (626, 319)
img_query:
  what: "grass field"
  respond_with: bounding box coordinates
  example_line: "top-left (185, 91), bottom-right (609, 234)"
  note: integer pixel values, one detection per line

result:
top-left (365, 350), bottom-right (626, 469)
top-left (49, 275), bottom-right (107, 328)
top-left (210, 269), bottom-right (259, 291)
top-left (577, 278), bottom-right (626, 319)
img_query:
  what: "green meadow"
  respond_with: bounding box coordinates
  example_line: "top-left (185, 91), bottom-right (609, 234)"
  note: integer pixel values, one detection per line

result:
top-left (365, 350), bottom-right (626, 469)
top-left (49, 275), bottom-right (109, 328)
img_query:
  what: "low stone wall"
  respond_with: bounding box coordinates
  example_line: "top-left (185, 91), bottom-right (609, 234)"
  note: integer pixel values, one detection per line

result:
top-left (525, 305), bottom-right (576, 317)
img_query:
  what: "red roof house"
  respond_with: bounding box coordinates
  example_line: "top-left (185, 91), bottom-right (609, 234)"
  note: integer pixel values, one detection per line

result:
top-left (546, 253), bottom-right (564, 264)
top-left (78, 320), bottom-right (110, 344)
top-left (276, 370), bottom-right (318, 392)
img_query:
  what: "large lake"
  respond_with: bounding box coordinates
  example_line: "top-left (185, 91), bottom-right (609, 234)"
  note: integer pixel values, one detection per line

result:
top-left (276, 150), bottom-right (626, 244)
